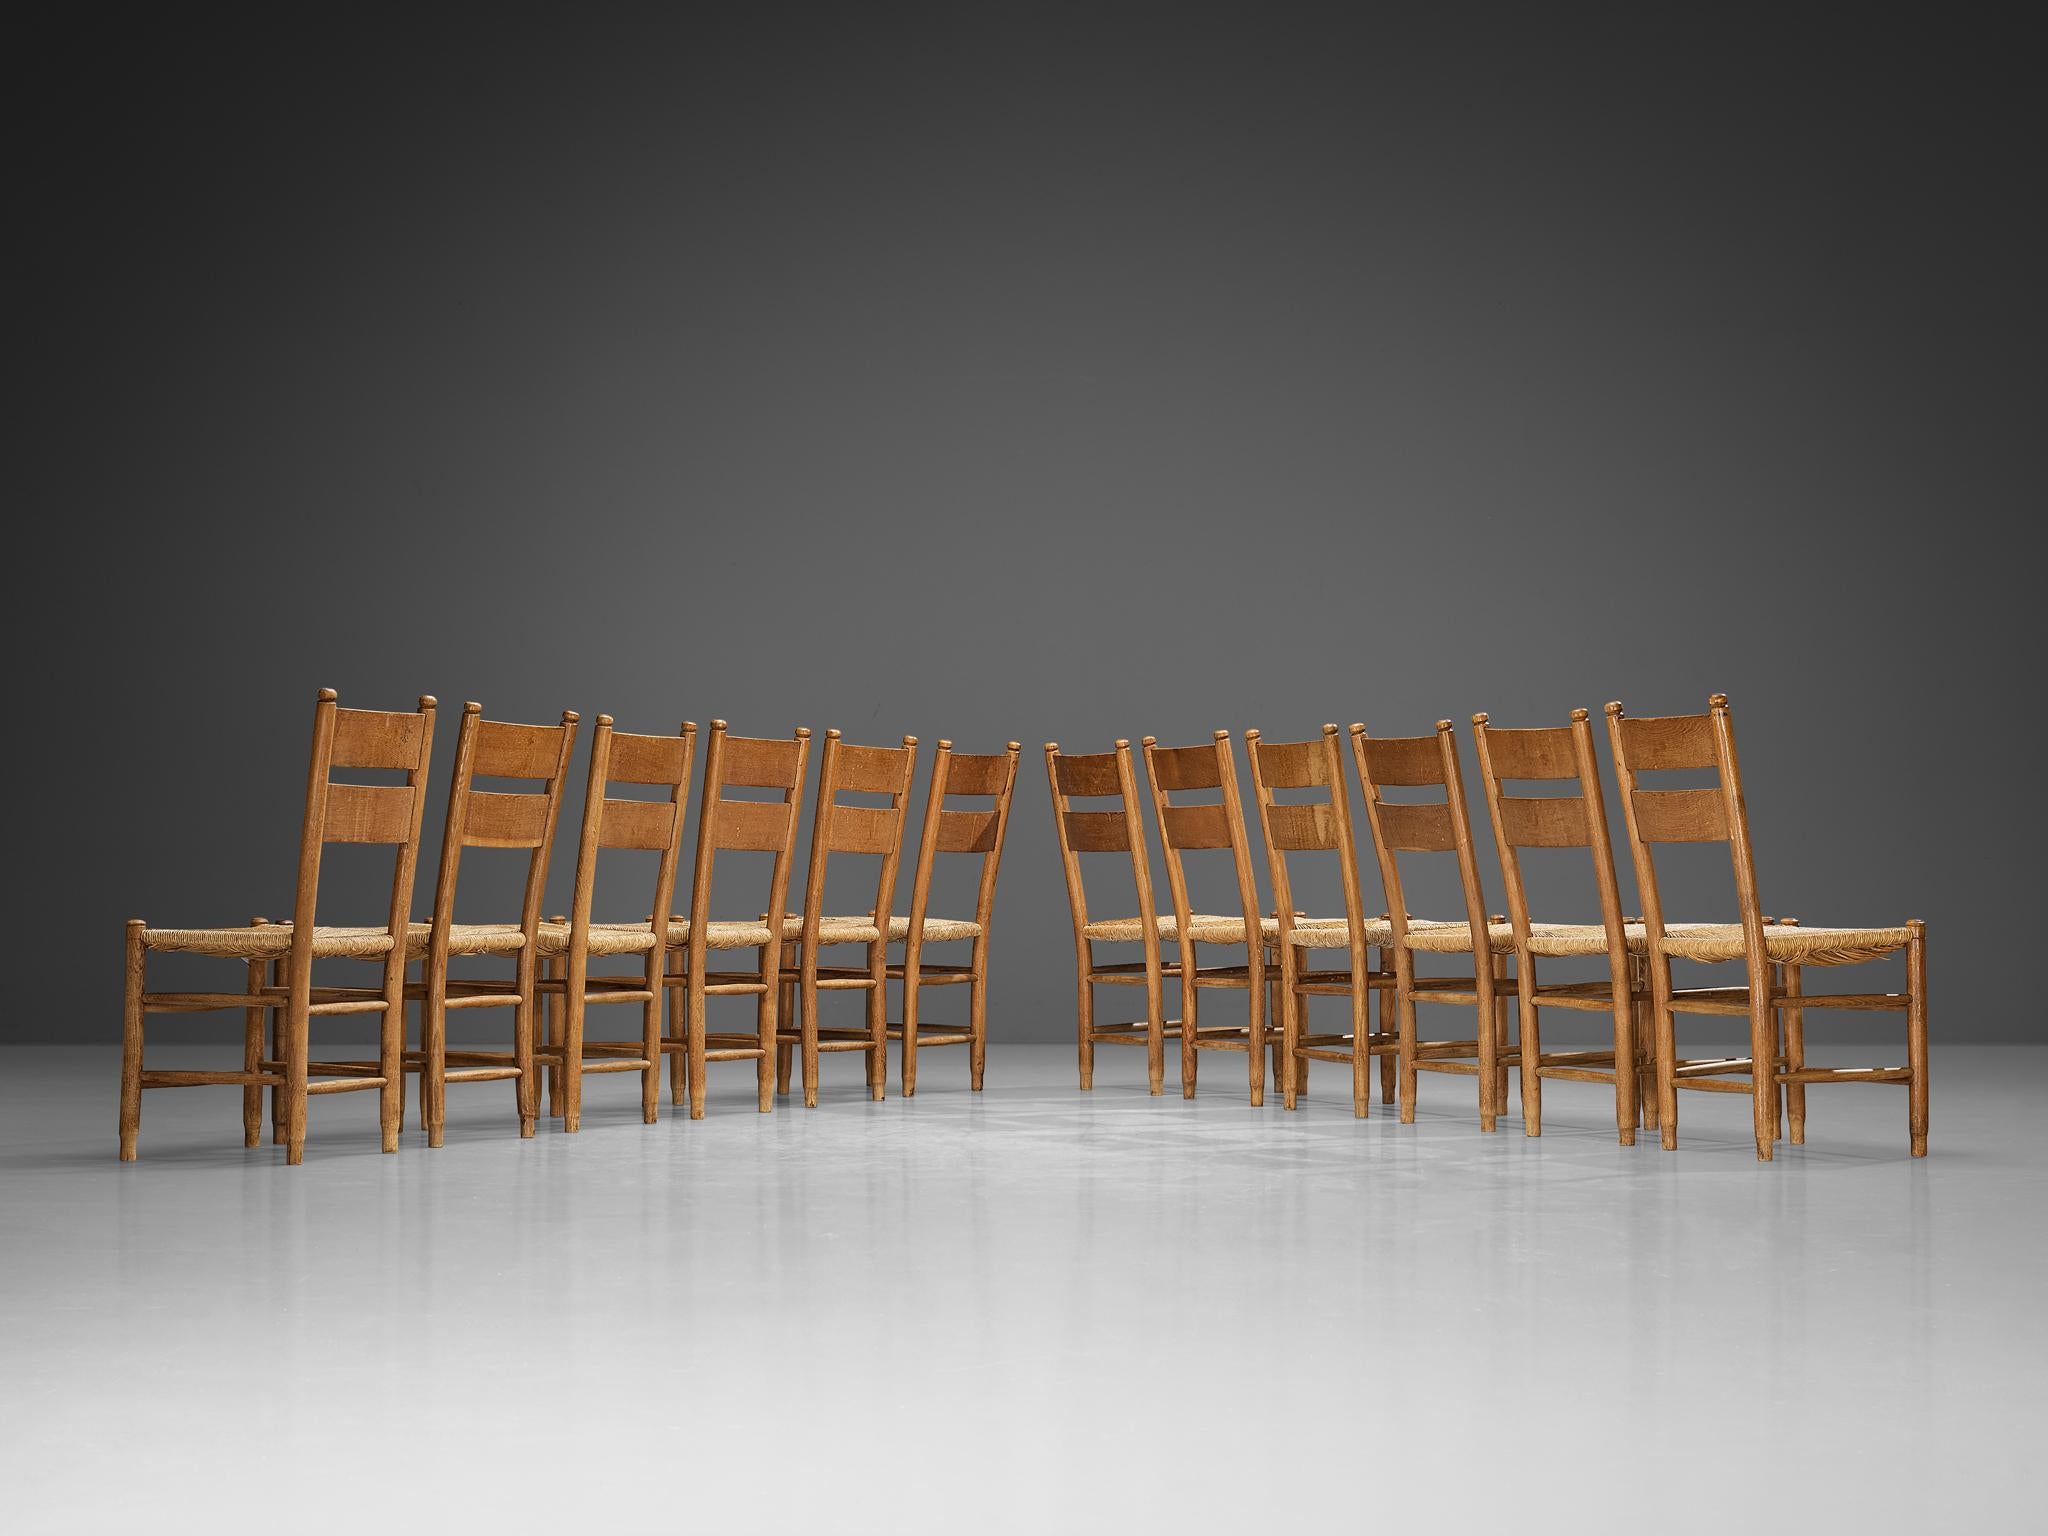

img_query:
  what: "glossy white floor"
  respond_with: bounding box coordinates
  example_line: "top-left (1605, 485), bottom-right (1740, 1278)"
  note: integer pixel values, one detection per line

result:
top-left (2, 1041), bottom-right (2040, 1534)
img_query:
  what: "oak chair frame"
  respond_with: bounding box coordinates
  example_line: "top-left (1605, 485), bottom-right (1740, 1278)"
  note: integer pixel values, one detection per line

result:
top-left (886, 740), bottom-right (1024, 1096)
top-left (1140, 732), bottom-right (1271, 1104)
top-left (120, 689), bottom-right (436, 1165)
top-left (1046, 740), bottom-right (1177, 1095)
top-left (532, 716), bottom-right (695, 1134)
top-left (654, 722), bottom-right (812, 1120)
top-left (405, 702), bottom-right (579, 1145)
top-left (1350, 719), bottom-right (1518, 1131)
top-left (1243, 724), bottom-right (1398, 1116)
top-left (1606, 695), bottom-right (1928, 1161)
top-left (772, 731), bottom-right (920, 1107)
top-left (1470, 708), bottom-right (1647, 1144)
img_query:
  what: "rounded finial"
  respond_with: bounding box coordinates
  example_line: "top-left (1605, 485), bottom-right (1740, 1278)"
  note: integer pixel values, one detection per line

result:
top-left (562, 710), bottom-right (580, 723)
top-left (1006, 741), bottom-right (1021, 753)
top-left (1604, 701), bottom-right (1624, 716)
top-left (793, 726), bottom-right (811, 738)
top-left (1436, 719), bottom-right (1453, 733)
top-left (1570, 707), bottom-right (1589, 722)
top-left (1141, 735), bottom-right (1157, 747)
top-left (1044, 741), bottom-right (1059, 752)
top-left (1709, 693), bottom-right (1729, 709)
top-left (1244, 728), bottom-right (1262, 741)
top-left (1324, 723), bottom-right (1342, 737)
top-left (681, 720), bottom-right (697, 733)
top-left (595, 714), bottom-right (615, 727)
top-left (463, 701), bottom-right (483, 716)
top-left (1348, 722), bottom-right (1365, 736)
top-left (825, 728), bottom-right (842, 741)
top-left (418, 696), bottom-right (437, 709)
top-left (317, 687), bottom-right (339, 702)
top-left (710, 718), bottom-right (728, 731)
top-left (1471, 711), bottom-right (1489, 726)
top-left (902, 734), bottom-right (917, 747)
top-left (937, 738), bottom-right (953, 751)
top-left (1213, 728), bottom-right (1229, 741)
top-left (1114, 738), bottom-right (1130, 750)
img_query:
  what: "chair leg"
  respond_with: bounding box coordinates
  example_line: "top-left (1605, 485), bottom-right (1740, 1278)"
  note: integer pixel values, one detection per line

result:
top-left (1143, 963), bottom-right (1166, 1098)
top-left (968, 968), bottom-right (988, 1092)
top-left (640, 975), bottom-right (661, 1127)
top-left (776, 977), bottom-right (794, 1095)
top-left (1279, 953), bottom-right (1300, 1112)
top-left (1397, 964), bottom-right (1420, 1125)
top-left (687, 974), bottom-right (709, 1122)
top-left (800, 969), bottom-right (821, 1109)
top-left (1376, 961), bottom-right (1396, 1105)
top-left (755, 961), bottom-right (776, 1114)
top-left (241, 936), bottom-right (265, 1148)
top-left (1782, 962), bottom-right (1806, 1145)
top-left (514, 980), bottom-right (536, 1139)
top-left (120, 921), bottom-right (146, 1161)
top-left (561, 986), bottom-right (585, 1136)
top-left (269, 960), bottom-right (286, 1145)
top-left (668, 954), bottom-right (687, 1107)
top-left (1248, 956), bottom-right (1267, 1110)
top-left (283, 994), bottom-right (310, 1167)
top-left (901, 962), bottom-right (921, 1099)
top-left (544, 959), bottom-right (564, 1119)
top-left (423, 984), bottom-right (447, 1150)
top-left (1907, 921), bottom-right (1928, 1157)
top-left (867, 951), bottom-right (887, 1103)
top-left (1491, 949), bottom-right (1512, 1129)
top-left (1520, 991), bottom-right (1543, 1138)
top-left (1179, 953), bottom-right (1198, 1101)
top-left (1609, 978), bottom-right (1635, 1148)
top-left (1076, 970), bottom-right (1094, 1091)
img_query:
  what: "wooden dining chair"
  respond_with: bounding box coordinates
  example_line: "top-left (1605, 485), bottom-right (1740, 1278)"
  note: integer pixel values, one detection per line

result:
top-left (1243, 725), bottom-right (1396, 1114)
top-left (1349, 720), bottom-right (1518, 1131)
top-left (1139, 732), bottom-right (1272, 1103)
top-left (1606, 695), bottom-right (1928, 1160)
top-left (1046, 740), bottom-right (1176, 1095)
top-left (657, 722), bottom-right (812, 1120)
top-left (531, 716), bottom-right (695, 1134)
top-left (772, 731), bottom-right (920, 1107)
top-left (405, 702), bottom-right (579, 1146)
top-left (121, 689), bottom-right (436, 1165)
top-left (1470, 708), bottom-right (1648, 1144)
top-left (887, 740), bottom-right (1023, 1096)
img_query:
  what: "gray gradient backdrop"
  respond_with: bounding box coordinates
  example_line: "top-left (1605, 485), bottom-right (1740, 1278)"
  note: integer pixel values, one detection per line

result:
top-left (19, 7), bottom-right (2037, 1045)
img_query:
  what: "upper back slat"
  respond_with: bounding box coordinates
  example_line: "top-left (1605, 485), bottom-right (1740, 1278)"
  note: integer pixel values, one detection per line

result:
top-left (474, 719), bottom-right (571, 780)
top-left (1148, 742), bottom-right (1224, 792)
top-left (941, 753), bottom-right (1011, 797)
top-left (1249, 738), bottom-right (1329, 789)
top-left (721, 734), bottom-right (807, 790)
top-left (1052, 751), bottom-right (1123, 798)
top-left (1616, 712), bottom-right (1717, 772)
top-left (1480, 725), bottom-right (1579, 782)
top-left (608, 730), bottom-right (693, 788)
top-left (331, 707), bottom-right (429, 771)
top-left (833, 741), bottom-right (915, 795)
top-left (1356, 733), bottom-right (1445, 788)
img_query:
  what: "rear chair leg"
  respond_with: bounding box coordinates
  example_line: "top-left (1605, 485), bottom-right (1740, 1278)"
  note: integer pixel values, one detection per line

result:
top-left (1907, 920), bottom-right (1928, 1157)
top-left (120, 920), bottom-right (146, 1161)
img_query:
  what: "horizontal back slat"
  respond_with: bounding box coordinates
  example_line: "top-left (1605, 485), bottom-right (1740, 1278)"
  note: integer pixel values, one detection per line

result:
top-left (1357, 735), bottom-right (1445, 788)
top-left (1373, 800), bottom-right (1456, 852)
top-left (1148, 743), bottom-right (1223, 791)
top-left (713, 798), bottom-right (794, 852)
top-left (1482, 726), bottom-right (1579, 782)
top-left (832, 741), bottom-right (914, 795)
top-left (721, 735), bottom-right (805, 789)
top-left (1630, 787), bottom-right (1729, 844)
top-left (599, 798), bottom-right (678, 851)
top-left (1063, 809), bottom-right (1132, 853)
top-left (1161, 802), bottom-right (1233, 850)
top-left (1617, 713), bottom-right (1716, 772)
top-left (462, 790), bottom-right (551, 848)
top-left (827, 803), bottom-right (902, 855)
top-left (1052, 752), bottom-right (1122, 797)
top-left (331, 708), bottom-right (428, 771)
top-left (474, 720), bottom-right (568, 780)
top-left (941, 754), bottom-right (1010, 797)
top-left (1263, 802), bottom-right (1335, 851)
top-left (608, 731), bottom-right (692, 788)
top-left (1497, 794), bottom-right (1593, 849)
top-left (324, 783), bottom-right (417, 845)
top-left (936, 808), bottom-right (1000, 854)
top-left (1251, 739), bottom-right (1328, 789)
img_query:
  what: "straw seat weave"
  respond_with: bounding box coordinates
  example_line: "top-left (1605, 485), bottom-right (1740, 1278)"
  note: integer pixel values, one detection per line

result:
top-left (139, 924), bottom-right (397, 960)
top-left (779, 915), bottom-right (885, 945)
top-left (548, 918), bottom-right (781, 954)
top-left (406, 923), bottom-right (528, 958)
top-left (885, 914), bottom-right (983, 943)
top-left (1083, 914), bottom-right (1383, 949)
top-left (1659, 922), bottom-right (1910, 966)
top-left (1403, 920), bottom-right (1652, 957)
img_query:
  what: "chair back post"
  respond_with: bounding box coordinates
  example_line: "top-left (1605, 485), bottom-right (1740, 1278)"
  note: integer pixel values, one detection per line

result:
top-left (1243, 724), bottom-right (1374, 992)
top-left (562, 715), bottom-right (615, 1000)
top-left (901, 740), bottom-right (954, 954)
top-left (685, 722), bottom-right (812, 976)
top-left (963, 743), bottom-right (1024, 957)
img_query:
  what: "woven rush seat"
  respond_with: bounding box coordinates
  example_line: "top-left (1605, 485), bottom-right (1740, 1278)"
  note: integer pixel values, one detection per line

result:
top-left (1083, 913), bottom-right (1376, 948)
top-left (402, 922), bottom-right (528, 958)
top-left (551, 918), bottom-right (780, 954)
top-left (779, 914), bottom-right (885, 945)
top-left (1398, 919), bottom-right (1648, 956)
top-left (139, 924), bottom-right (397, 960)
top-left (1659, 922), bottom-right (1911, 966)
top-left (886, 914), bottom-right (982, 943)
top-left (1264, 914), bottom-right (1391, 949)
